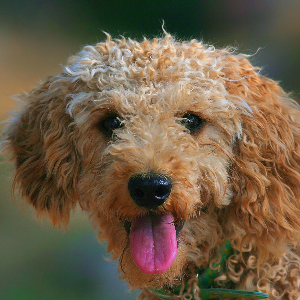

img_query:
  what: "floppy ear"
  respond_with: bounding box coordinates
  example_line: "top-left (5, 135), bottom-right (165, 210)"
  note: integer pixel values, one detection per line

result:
top-left (225, 57), bottom-right (300, 259)
top-left (1, 76), bottom-right (80, 226)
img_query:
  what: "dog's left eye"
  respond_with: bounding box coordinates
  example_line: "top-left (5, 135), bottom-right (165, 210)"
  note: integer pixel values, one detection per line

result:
top-left (181, 113), bottom-right (205, 134)
top-left (98, 114), bottom-right (124, 137)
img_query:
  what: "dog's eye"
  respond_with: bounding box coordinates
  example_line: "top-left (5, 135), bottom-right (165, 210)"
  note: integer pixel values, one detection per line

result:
top-left (181, 113), bottom-right (205, 134)
top-left (98, 114), bottom-right (124, 137)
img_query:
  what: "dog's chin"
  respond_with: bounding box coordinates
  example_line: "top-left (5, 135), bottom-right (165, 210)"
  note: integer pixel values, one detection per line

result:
top-left (121, 238), bottom-right (187, 289)
top-left (122, 212), bottom-right (185, 284)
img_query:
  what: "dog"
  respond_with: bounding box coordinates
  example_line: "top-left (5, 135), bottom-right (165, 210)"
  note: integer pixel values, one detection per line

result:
top-left (2, 33), bottom-right (300, 300)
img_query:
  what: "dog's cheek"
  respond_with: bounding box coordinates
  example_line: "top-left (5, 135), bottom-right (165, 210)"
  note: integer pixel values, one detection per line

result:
top-left (91, 210), bottom-right (129, 259)
top-left (197, 157), bottom-right (233, 208)
top-left (188, 124), bottom-right (235, 208)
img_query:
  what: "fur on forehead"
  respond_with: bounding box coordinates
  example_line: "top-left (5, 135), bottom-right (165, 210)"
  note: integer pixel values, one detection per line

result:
top-left (63, 33), bottom-right (254, 87)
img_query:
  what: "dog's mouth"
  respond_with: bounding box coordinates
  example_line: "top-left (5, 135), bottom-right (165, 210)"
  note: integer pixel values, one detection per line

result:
top-left (124, 213), bottom-right (184, 275)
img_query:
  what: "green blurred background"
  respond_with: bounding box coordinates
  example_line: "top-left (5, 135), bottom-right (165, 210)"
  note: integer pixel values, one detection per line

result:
top-left (0, 1), bottom-right (299, 299)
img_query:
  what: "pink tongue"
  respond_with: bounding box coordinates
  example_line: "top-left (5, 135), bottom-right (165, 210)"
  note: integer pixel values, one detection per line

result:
top-left (130, 214), bottom-right (177, 274)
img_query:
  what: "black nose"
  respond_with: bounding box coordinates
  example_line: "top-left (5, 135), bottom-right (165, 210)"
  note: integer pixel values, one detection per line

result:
top-left (128, 173), bottom-right (172, 208)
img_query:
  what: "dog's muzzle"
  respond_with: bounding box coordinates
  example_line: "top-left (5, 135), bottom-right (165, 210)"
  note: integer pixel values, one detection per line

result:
top-left (126, 173), bottom-right (184, 274)
top-left (128, 173), bottom-right (172, 208)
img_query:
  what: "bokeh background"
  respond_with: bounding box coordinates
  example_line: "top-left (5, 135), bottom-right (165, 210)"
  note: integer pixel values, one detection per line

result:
top-left (1, 1), bottom-right (300, 299)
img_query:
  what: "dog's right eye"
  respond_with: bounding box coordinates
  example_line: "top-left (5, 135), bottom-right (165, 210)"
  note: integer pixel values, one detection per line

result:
top-left (98, 114), bottom-right (124, 137)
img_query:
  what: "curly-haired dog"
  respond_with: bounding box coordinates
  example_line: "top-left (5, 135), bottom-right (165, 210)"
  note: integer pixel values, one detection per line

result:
top-left (2, 33), bottom-right (300, 299)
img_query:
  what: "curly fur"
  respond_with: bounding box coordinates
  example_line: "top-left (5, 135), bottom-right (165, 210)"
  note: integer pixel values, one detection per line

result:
top-left (2, 33), bottom-right (300, 299)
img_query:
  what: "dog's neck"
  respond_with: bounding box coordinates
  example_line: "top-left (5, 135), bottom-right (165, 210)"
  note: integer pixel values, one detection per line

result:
top-left (148, 240), bottom-right (269, 299)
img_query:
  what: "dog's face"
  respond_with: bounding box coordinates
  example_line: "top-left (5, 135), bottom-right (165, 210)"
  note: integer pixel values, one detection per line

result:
top-left (2, 35), bottom-right (300, 289)
top-left (65, 37), bottom-right (251, 287)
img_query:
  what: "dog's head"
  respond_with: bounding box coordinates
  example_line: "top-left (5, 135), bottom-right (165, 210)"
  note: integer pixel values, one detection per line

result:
top-left (2, 34), bottom-right (300, 288)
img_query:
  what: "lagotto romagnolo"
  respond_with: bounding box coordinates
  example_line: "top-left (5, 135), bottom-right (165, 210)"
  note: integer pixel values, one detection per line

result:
top-left (2, 33), bottom-right (300, 300)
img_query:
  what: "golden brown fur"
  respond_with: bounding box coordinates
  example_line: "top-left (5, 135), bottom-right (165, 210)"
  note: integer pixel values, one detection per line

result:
top-left (2, 33), bottom-right (300, 299)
